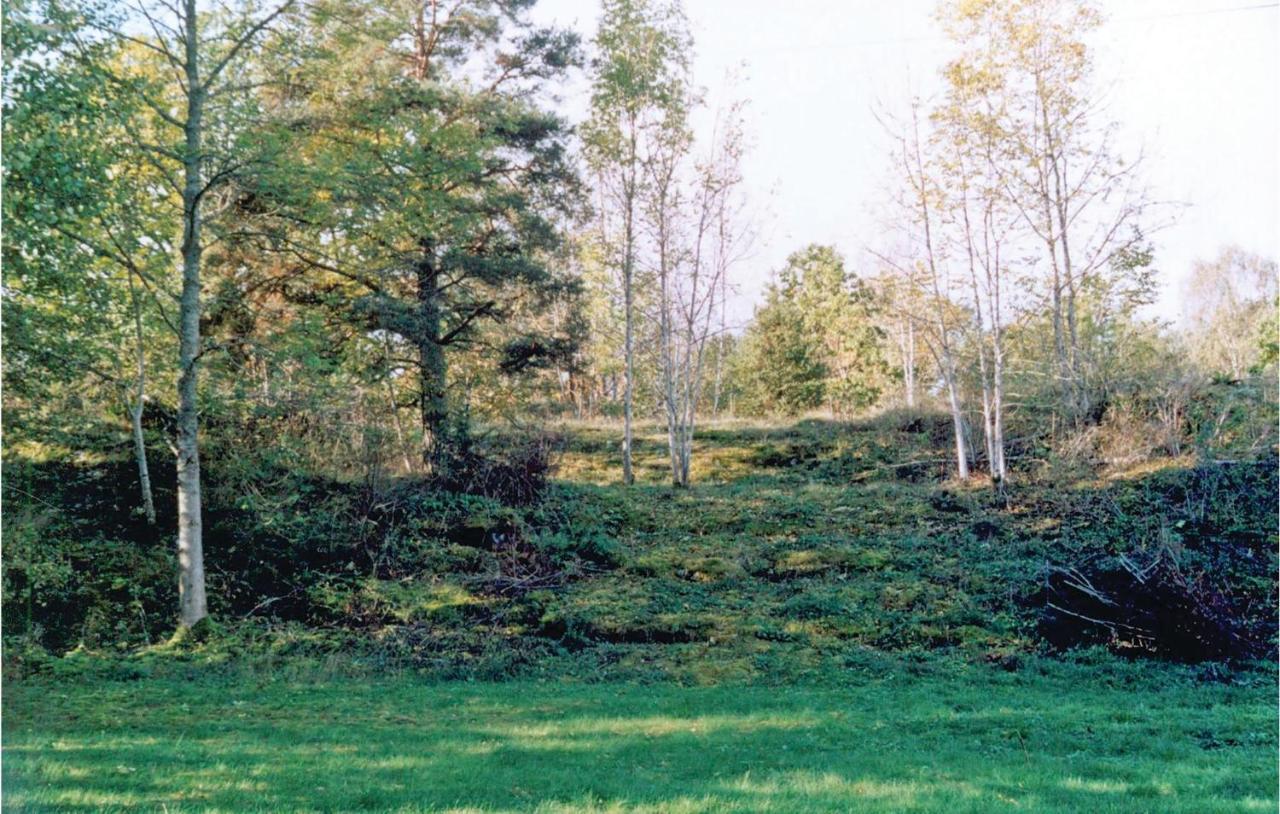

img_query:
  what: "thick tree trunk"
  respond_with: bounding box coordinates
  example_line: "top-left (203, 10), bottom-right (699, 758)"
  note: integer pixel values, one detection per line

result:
top-left (176, 0), bottom-right (208, 627)
top-left (419, 337), bottom-right (448, 468)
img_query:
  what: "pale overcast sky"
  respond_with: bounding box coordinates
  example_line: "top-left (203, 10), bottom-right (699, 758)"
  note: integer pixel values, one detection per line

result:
top-left (530, 0), bottom-right (1279, 327)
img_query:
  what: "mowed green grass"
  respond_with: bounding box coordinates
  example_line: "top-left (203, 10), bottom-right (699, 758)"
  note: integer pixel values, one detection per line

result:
top-left (4, 668), bottom-right (1275, 813)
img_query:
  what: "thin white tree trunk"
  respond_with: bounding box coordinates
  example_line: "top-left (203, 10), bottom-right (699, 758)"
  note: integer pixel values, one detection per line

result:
top-left (176, 0), bottom-right (208, 627)
top-left (381, 336), bottom-right (415, 474)
top-left (987, 232), bottom-right (1009, 485)
top-left (959, 177), bottom-right (997, 475)
top-left (126, 273), bottom-right (157, 525)
top-left (621, 125), bottom-right (637, 486)
top-left (905, 101), bottom-right (969, 480)
top-left (660, 253), bottom-right (680, 484)
top-left (712, 260), bottom-right (728, 416)
top-left (942, 352), bottom-right (970, 480)
top-left (906, 317), bottom-right (916, 407)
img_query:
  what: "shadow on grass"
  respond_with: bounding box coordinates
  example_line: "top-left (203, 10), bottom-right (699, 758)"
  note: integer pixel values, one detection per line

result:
top-left (4, 674), bottom-right (1274, 813)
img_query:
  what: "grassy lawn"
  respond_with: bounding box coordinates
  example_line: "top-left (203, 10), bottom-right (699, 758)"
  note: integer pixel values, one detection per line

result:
top-left (4, 668), bottom-right (1275, 813)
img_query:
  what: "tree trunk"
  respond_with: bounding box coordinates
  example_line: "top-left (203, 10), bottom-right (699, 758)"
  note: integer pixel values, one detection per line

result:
top-left (661, 320), bottom-right (680, 485)
top-left (991, 335), bottom-right (1008, 484)
top-left (906, 102), bottom-right (967, 480)
top-left (176, 0), bottom-right (208, 627)
top-left (621, 146), bottom-right (636, 486)
top-left (661, 305), bottom-right (680, 485)
top-left (416, 243), bottom-right (449, 470)
top-left (381, 335), bottom-right (415, 474)
top-left (944, 362), bottom-right (970, 480)
top-left (651, 151), bottom-right (683, 487)
top-left (127, 273), bottom-right (156, 525)
top-left (1035, 83), bottom-right (1075, 425)
top-left (1051, 149), bottom-right (1086, 422)
top-left (988, 225), bottom-right (1009, 487)
top-left (960, 180), bottom-right (997, 477)
top-left (899, 320), bottom-right (917, 409)
top-left (712, 265), bottom-right (727, 416)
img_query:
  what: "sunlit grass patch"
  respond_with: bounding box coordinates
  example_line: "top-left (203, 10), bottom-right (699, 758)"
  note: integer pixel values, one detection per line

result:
top-left (3, 671), bottom-right (1274, 813)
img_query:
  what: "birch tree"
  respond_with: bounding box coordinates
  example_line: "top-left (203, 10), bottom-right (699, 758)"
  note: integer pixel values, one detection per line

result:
top-left (879, 99), bottom-right (972, 479)
top-left (935, 77), bottom-right (1016, 486)
top-left (584, 0), bottom-right (690, 485)
top-left (3, 3), bottom-right (168, 525)
top-left (647, 99), bottom-right (749, 485)
top-left (84, 0), bottom-right (297, 627)
top-left (939, 0), bottom-right (1150, 426)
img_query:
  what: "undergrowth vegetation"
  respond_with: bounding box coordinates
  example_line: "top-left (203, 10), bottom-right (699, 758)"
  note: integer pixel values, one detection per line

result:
top-left (5, 412), bottom-right (1275, 682)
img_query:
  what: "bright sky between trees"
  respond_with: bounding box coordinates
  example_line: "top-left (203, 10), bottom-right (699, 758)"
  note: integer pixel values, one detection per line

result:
top-left (531, 0), bottom-right (1279, 327)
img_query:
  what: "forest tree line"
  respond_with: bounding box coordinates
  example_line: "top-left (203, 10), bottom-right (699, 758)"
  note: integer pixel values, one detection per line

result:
top-left (3, 0), bottom-right (1277, 630)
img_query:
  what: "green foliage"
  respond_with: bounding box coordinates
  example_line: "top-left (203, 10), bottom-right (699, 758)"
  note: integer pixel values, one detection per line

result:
top-left (1, 0), bottom-right (169, 418)
top-left (7, 406), bottom-right (1275, 679)
top-left (185, 0), bottom-right (588, 465)
top-left (735, 246), bottom-right (891, 416)
top-left (2, 417), bottom-right (1276, 812)
top-left (3, 21), bottom-right (1279, 803)
top-left (734, 289), bottom-right (827, 416)
top-left (583, 0), bottom-right (692, 166)
top-left (1, 427), bottom-right (623, 655)
top-left (1, 463), bottom-right (176, 649)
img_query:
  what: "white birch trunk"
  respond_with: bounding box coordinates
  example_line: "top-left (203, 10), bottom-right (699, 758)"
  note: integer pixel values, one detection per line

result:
top-left (126, 273), bottom-right (157, 525)
top-left (176, 0), bottom-right (208, 627)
